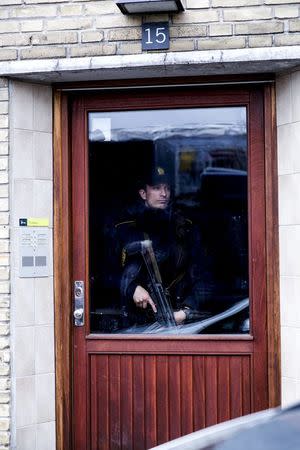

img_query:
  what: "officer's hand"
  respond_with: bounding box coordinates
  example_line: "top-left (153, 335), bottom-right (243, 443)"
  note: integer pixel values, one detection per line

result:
top-left (133, 286), bottom-right (157, 313)
top-left (173, 309), bottom-right (187, 324)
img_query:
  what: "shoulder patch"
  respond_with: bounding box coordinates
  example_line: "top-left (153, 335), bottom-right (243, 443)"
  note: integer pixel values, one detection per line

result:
top-left (121, 247), bottom-right (127, 267)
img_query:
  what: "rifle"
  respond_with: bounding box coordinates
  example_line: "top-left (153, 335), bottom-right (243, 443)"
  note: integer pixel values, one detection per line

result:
top-left (125, 240), bottom-right (177, 328)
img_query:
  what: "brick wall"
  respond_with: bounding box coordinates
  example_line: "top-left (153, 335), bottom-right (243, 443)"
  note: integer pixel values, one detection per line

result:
top-left (0, 78), bottom-right (10, 450)
top-left (0, 0), bottom-right (299, 61)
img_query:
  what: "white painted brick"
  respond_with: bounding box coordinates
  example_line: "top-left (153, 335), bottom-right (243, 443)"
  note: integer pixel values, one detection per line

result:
top-left (265, 0), bottom-right (300, 4)
top-left (0, 159), bottom-right (8, 171)
top-left (59, 4), bottom-right (83, 16)
top-left (0, 34), bottom-right (30, 46)
top-left (0, 49), bottom-right (17, 61)
top-left (187, 0), bottom-right (210, 8)
top-left (275, 6), bottom-right (299, 18)
top-left (70, 43), bottom-right (116, 57)
top-left (25, 0), bottom-right (65, 3)
top-left (117, 42), bottom-right (142, 54)
top-left (212, 0), bottom-right (261, 5)
top-left (0, 364), bottom-right (9, 376)
top-left (0, 174), bottom-right (8, 184)
top-left (169, 40), bottom-right (195, 52)
top-left (0, 91), bottom-right (8, 102)
top-left (143, 14), bottom-right (169, 23)
top-left (81, 31), bottom-right (104, 43)
top-left (0, 198), bottom-right (9, 211)
top-left (20, 46), bottom-right (66, 59)
top-left (46, 17), bottom-right (92, 31)
top-left (0, 255), bottom-right (9, 266)
top-left (290, 19), bottom-right (300, 32)
top-left (0, 104), bottom-right (7, 116)
top-left (275, 34), bottom-right (300, 45)
top-left (0, 337), bottom-right (9, 350)
top-left (0, 22), bottom-right (19, 33)
top-left (0, 281), bottom-right (9, 294)
top-left (31, 31), bottom-right (78, 45)
top-left (0, 349), bottom-right (10, 362)
top-left (249, 35), bottom-right (273, 47)
top-left (0, 130), bottom-right (8, 142)
top-left (20, 20), bottom-right (44, 32)
top-left (108, 28), bottom-right (141, 41)
top-left (235, 21), bottom-right (284, 34)
top-left (223, 6), bottom-right (273, 21)
top-left (0, 241), bottom-right (9, 253)
top-left (198, 36), bottom-right (246, 49)
top-left (10, 5), bottom-right (57, 18)
top-left (170, 25), bottom-right (206, 38)
top-left (0, 399), bottom-right (9, 416)
top-left (0, 0), bottom-right (22, 5)
top-left (0, 431), bottom-right (9, 446)
top-left (0, 10), bottom-right (9, 20)
top-left (173, 10), bottom-right (219, 24)
top-left (0, 213), bottom-right (8, 226)
top-left (95, 15), bottom-right (141, 29)
top-left (0, 116), bottom-right (8, 129)
top-left (209, 23), bottom-right (232, 37)
top-left (0, 227), bottom-right (8, 239)
top-left (85, 1), bottom-right (118, 15)
top-left (0, 419), bottom-right (9, 432)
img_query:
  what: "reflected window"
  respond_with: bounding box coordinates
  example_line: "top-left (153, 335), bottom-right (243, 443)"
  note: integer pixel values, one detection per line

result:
top-left (88, 107), bottom-right (249, 334)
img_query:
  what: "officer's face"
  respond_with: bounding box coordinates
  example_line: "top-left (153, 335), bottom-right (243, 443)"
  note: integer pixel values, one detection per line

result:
top-left (139, 183), bottom-right (171, 209)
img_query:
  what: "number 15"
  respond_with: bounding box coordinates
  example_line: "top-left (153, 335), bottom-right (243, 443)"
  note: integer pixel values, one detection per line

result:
top-left (145, 27), bottom-right (167, 45)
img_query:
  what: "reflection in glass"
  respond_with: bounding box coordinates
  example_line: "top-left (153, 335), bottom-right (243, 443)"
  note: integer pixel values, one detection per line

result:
top-left (88, 107), bottom-right (249, 334)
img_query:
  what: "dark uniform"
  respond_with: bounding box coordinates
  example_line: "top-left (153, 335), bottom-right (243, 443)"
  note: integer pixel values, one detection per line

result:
top-left (114, 202), bottom-right (200, 327)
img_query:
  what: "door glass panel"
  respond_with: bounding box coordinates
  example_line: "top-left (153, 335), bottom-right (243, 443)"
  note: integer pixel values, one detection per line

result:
top-left (88, 107), bottom-right (249, 335)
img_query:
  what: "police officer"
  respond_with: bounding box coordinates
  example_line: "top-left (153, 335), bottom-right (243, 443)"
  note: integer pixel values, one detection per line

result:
top-left (115, 165), bottom-right (199, 327)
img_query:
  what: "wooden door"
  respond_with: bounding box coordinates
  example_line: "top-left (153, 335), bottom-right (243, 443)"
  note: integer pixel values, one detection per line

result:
top-left (66, 83), bottom-right (279, 450)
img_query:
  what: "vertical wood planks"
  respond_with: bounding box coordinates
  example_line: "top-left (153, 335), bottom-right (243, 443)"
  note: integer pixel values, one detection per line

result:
top-left (90, 353), bottom-right (252, 449)
top-left (145, 355), bottom-right (157, 449)
top-left (156, 355), bottom-right (169, 445)
top-left (133, 355), bottom-right (145, 449)
top-left (109, 355), bottom-right (121, 450)
top-left (217, 357), bottom-right (230, 423)
top-left (168, 356), bottom-right (181, 440)
top-left (205, 356), bottom-right (218, 427)
top-left (193, 356), bottom-right (206, 431)
top-left (181, 356), bottom-right (193, 436)
top-left (120, 355), bottom-right (133, 449)
top-left (92, 355), bottom-right (109, 450)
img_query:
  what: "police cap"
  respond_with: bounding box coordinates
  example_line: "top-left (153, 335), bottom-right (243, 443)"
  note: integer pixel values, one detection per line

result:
top-left (138, 165), bottom-right (171, 188)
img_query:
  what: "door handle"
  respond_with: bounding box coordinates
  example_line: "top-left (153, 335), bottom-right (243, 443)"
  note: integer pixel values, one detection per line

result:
top-left (74, 280), bottom-right (84, 326)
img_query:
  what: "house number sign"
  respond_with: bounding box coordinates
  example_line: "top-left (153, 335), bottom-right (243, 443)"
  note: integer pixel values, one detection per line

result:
top-left (142, 22), bottom-right (170, 51)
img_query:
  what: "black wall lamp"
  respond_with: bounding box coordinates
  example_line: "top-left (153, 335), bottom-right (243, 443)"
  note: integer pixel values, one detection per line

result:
top-left (116, 0), bottom-right (185, 15)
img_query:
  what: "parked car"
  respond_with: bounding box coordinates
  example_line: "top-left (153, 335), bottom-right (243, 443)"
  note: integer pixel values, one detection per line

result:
top-left (149, 402), bottom-right (300, 450)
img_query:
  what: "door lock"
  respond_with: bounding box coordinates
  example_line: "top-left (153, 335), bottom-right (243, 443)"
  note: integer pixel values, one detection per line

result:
top-left (74, 281), bottom-right (84, 326)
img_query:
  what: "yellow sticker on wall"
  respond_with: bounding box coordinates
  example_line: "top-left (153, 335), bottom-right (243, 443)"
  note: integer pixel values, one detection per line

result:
top-left (27, 217), bottom-right (49, 227)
